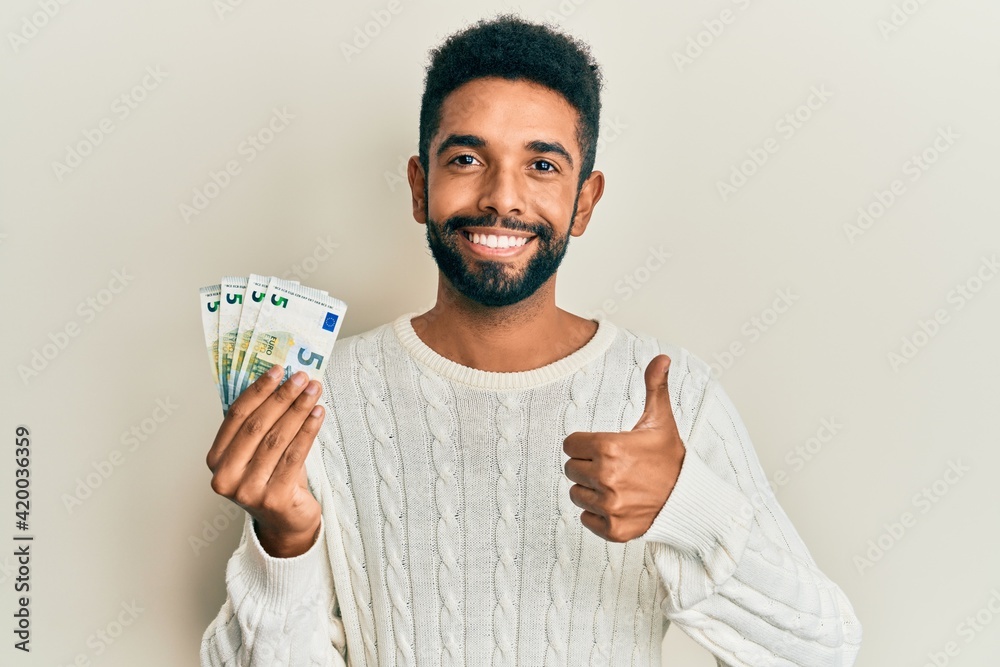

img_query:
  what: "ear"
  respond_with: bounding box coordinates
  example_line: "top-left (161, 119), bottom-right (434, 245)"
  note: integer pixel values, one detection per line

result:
top-left (407, 155), bottom-right (427, 225)
top-left (570, 169), bottom-right (605, 238)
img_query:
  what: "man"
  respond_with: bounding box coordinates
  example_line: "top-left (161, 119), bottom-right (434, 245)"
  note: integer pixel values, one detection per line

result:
top-left (200, 14), bottom-right (862, 666)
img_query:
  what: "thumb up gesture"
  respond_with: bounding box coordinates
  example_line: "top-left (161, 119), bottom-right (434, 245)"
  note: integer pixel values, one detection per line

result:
top-left (563, 354), bottom-right (686, 542)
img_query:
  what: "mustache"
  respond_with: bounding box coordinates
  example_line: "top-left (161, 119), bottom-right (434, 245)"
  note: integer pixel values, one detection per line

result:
top-left (444, 214), bottom-right (552, 241)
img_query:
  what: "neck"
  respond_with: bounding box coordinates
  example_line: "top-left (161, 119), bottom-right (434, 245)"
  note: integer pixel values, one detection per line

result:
top-left (410, 275), bottom-right (598, 373)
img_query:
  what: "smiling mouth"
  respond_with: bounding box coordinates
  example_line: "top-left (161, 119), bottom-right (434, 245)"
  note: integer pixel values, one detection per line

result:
top-left (460, 229), bottom-right (536, 250)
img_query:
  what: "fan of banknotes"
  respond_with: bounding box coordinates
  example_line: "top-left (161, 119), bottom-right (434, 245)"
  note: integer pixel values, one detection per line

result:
top-left (198, 275), bottom-right (347, 413)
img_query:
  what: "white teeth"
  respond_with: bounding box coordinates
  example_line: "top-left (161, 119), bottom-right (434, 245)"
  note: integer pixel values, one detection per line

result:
top-left (465, 232), bottom-right (529, 249)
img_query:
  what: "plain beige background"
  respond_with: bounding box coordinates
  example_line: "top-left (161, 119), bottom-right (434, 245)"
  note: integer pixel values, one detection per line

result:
top-left (2, 0), bottom-right (999, 665)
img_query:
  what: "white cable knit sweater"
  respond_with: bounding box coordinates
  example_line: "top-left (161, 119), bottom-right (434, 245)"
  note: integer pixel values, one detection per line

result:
top-left (200, 312), bottom-right (862, 666)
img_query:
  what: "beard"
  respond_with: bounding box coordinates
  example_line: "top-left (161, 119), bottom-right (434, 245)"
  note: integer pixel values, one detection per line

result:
top-left (423, 195), bottom-right (578, 308)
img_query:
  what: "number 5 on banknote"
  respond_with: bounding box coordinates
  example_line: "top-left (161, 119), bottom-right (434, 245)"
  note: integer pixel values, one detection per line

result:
top-left (198, 275), bottom-right (347, 413)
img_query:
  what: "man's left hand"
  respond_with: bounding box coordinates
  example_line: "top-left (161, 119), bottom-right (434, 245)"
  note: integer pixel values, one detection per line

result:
top-left (563, 354), bottom-right (686, 542)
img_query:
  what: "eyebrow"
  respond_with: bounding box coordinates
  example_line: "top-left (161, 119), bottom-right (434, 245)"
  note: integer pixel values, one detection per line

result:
top-left (435, 133), bottom-right (574, 169)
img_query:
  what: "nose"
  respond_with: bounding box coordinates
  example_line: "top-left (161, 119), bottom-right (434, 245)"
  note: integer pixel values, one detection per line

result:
top-left (477, 164), bottom-right (525, 219)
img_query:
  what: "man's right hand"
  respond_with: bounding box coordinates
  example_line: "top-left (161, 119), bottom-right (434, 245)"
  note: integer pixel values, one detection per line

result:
top-left (206, 364), bottom-right (325, 558)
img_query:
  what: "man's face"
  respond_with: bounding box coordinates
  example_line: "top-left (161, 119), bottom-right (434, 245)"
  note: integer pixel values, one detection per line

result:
top-left (414, 77), bottom-right (592, 308)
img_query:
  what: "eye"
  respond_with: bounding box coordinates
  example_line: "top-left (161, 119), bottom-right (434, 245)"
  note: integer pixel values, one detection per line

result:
top-left (533, 159), bottom-right (558, 173)
top-left (450, 154), bottom-right (480, 167)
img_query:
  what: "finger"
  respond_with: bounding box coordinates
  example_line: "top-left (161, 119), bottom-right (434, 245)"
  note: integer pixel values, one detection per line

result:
top-left (241, 379), bottom-right (323, 487)
top-left (564, 457), bottom-right (599, 489)
top-left (268, 402), bottom-right (325, 487)
top-left (213, 370), bottom-right (313, 477)
top-left (579, 510), bottom-right (607, 538)
top-left (569, 483), bottom-right (605, 517)
top-left (562, 431), bottom-right (599, 459)
top-left (207, 363), bottom-right (285, 470)
top-left (632, 354), bottom-right (676, 432)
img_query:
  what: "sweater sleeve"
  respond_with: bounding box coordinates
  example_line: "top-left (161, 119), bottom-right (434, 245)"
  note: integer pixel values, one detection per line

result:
top-left (640, 377), bottom-right (862, 667)
top-left (199, 510), bottom-right (348, 666)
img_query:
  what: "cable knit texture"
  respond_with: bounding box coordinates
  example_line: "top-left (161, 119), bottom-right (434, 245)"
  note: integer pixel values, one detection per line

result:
top-left (201, 311), bottom-right (862, 666)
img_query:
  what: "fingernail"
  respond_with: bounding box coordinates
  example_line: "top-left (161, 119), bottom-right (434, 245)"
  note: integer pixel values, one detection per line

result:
top-left (266, 365), bottom-right (282, 379)
top-left (290, 371), bottom-right (306, 386)
top-left (304, 381), bottom-right (319, 395)
top-left (310, 405), bottom-right (323, 418)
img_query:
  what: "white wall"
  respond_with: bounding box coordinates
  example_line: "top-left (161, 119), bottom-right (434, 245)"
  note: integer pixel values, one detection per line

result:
top-left (2, 0), bottom-right (998, 664)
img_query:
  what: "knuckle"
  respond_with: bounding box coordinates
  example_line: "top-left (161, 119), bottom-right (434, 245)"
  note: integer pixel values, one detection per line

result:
top-left (259, 493), bottom-right (282, 514)
top-left (275, 381), bottom-right (299, 404)
top-left (298, 420), bottom-right (321, 442)
top-left (592, 460), bottom-right (609, 485)
top-left (282, 447), bottom-right (303, 468)
top-left (226, 402), bottom-right (248, 422)
top-left (289, 393), bottom-right (313, 414)
top-left (604, 493), bottom-right (622, 517)
top-left (210, 474), bottom-right (230, 497)
top-left (595, 460), bottom-right (619, 489)
top-left (602, 516), bottom-right (626, 542)
top-left (282, 449), bottom-right (303, 468)
top-left (601, 439), bottom-right (619, 459)
top-left (242, 415), bottom-right (265, 437)
top-left (302, 416), bottom-right (321, 435)
top-left (248, 378), bottom-right (269, 396)
top-left (232, 486), bottom-right (255, 508)
top-left (305, 409), bottom-right (324, 429)
top-left (260, 429), bottom-right (283, 453)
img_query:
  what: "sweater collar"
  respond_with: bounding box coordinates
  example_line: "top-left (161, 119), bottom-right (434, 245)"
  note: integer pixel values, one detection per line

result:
top-left (392, 311), bottom-right (618, 390)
